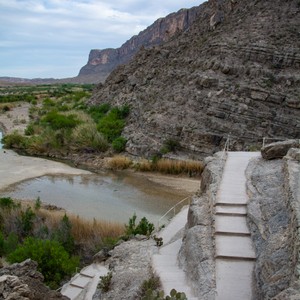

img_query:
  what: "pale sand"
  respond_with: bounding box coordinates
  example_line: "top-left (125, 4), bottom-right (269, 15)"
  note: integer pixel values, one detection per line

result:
top-left (0, 149), bottom-right (91, 191)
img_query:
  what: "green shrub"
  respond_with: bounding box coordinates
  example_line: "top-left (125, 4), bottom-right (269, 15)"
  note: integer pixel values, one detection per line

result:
top-left (97, 105), bottom-right (129, 142)
top-left (8, 237), bottom-right (79, 289)
top-left (88, 103), bottom-right (111, 122)
top-left (160, 139), bottom-right (181, 154)
top-left (42, 111), bottom-right (80, 130)
top-left (112, 136), bottom-right (127, 152)
top-left (2, 131), bottom-right (26, 149)
top-left (25, 123), bottom-right (35, 136)
top-left (72, 123), bottom-right (109, 152)
top-left (0, 197), bottom-right (19, 209)
top-left (1, 232), bottom-right (19, 256)
top-left (97, 117), bottom-right (125, 142)
top-left (52, 214), bottom-right (75, 254)
top-left (125, 214), bottom-right (155, 237)
top-left (140, 275), bottom-right (161, 297)
top-left (19, 207), bottom-right (35, 236)
top-left (99, 272), bottom-right (113, 292)
top-left (141, 289), bottom-right (187, 300)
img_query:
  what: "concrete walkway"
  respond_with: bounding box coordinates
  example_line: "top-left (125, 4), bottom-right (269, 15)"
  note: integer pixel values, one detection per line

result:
top-left (152, 207), bottom-right (197, 299)
top-left (215, 152), bottom-right (260, 300)
top-left (61, 263), bottom-right (109, 300)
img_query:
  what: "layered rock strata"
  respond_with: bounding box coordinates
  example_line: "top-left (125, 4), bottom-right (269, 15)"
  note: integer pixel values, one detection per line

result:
top-left (89, 0), bottom-right (300, 158)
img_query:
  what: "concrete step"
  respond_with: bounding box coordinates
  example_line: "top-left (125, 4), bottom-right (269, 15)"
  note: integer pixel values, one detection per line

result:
top-left (215, 204), bottom-right (247, 216)
top-left (215, 215), bottom-right (250, 234)
top-left (215, 259), bottom-right (255, 300)
top-left (70, 275), bottom-right (90, 289)
top-left (215, 234), bottom-right (256, 259)
top-left (62, 285), bottom-right (83, 300)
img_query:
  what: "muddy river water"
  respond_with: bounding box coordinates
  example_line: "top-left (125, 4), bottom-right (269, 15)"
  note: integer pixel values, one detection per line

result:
top-left (1, 171), bottom-right (191, 224)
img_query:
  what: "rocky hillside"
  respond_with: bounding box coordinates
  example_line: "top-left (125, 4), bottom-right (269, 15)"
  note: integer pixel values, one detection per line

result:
top-left (89, 0), bottom-right (300, 158)
top-left (78, 6), bottom-right (202, 82)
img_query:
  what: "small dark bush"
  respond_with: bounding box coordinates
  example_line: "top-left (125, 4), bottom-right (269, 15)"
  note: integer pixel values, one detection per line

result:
top-left (112, 137), bottom-right (127, 152)
top-left (125, 214), bottom-right (155, 237)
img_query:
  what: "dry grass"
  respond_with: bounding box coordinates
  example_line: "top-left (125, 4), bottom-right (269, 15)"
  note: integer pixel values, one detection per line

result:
top-left (135, 158), bottom-right (204, 176)
top-left (37, 209), bottom-right (125, 245)
top-left (155, 159), bottom-right (204, 176)
top-left (108, 155), bottom-right (132, 170)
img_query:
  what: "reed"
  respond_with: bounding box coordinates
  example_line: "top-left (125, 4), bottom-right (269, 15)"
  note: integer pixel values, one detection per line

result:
top-left (108, 155), bottom-right (132, 170)
top-left (37, 209), bottom-right (125, 245)
top-left (135, 158), bottom-right (204, 176)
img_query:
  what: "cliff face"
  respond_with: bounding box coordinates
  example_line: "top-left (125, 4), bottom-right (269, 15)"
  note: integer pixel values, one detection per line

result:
top-left (89, 0), bottom-right (300, 158)
top-left (78, 6), bottom-right (202, 82)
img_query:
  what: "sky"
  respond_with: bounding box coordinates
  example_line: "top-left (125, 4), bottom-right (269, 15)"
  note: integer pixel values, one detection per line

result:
top-left (0, 0), bottom-right (203, 79)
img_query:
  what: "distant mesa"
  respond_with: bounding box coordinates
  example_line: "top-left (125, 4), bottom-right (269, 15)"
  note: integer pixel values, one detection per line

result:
top-left (77, 6), bottom-right (202, 83)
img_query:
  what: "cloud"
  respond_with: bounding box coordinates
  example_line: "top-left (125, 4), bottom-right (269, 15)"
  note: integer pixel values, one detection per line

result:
top-left (0, 0), bottom-right (204, 78)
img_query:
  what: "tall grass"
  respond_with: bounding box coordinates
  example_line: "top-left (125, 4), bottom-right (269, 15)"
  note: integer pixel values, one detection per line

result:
top-left (108, 156), bottom-right (204, 176)
top-left (135, 158), bottom-right (204, 176)
top-left (36, 209), bottom-right (125, 246)
top-left (108, 155), bottom-right (132, 170)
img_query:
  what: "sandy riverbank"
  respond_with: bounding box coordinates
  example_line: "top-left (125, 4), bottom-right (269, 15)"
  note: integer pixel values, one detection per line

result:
top-left (0, 149), bottom-right (91, 191)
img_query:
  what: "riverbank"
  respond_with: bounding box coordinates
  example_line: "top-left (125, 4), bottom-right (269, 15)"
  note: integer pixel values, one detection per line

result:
top-left (0, 149), bottom-right (91, 191)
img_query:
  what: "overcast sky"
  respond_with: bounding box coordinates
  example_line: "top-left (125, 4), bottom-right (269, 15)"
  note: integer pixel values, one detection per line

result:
top-left (0, 0), bottom-right (203, 79)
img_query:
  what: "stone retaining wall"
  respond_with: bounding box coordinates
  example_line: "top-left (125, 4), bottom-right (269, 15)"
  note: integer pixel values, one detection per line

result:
top-left (178, 152), bottom-right (226, 299)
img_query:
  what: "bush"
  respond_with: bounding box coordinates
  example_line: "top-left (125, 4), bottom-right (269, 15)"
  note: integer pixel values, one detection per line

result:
top-left (97, 105), bottom-right (129, 142)
top-left (160, 139), bottom-right (181, 154)
top-left (99, 272), bottom-right (113, 292)
top-left (8, 237), bottom-right (79, 289)
top-left (52, 214), bottom-right (75, 254)
top-left (125, 214), bottom-right (155, 237)
top-left (0, 197), bottom-right (19, 209)
top-left (71, 123), bottom-right (109, 152)
top-left (42, 111), bottom-right (80, 130)
top-left (2, 131), bottom-right (26, 149)
top-left (88, 103), bottom-right (111, 122)
top-left (112, 137), bottom-right (127, 152)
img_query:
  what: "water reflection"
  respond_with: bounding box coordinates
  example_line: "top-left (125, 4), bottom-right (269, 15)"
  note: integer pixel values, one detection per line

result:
top-left (0, 131), bottom-right (3, 149)
top-left (1, 173), bottom-right (189, 224)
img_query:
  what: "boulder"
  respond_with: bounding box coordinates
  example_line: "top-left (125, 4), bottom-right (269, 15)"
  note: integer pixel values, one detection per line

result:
top-left (261, 139), bottom-right (300, 160)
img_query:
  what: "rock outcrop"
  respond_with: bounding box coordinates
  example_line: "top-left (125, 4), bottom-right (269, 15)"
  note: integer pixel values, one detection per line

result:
top-left (89, 0), bottom-right (300, 158)
top-left (261, 139), bottom-right (300, 160)
top-left (246, 142), bottom-right (300, 299)
top-left (0, 259), bottom-right (68, 300)
top-left (93, 238), bottom-right (158, 300)
top-left (78, 6), bottom-right (201, 83)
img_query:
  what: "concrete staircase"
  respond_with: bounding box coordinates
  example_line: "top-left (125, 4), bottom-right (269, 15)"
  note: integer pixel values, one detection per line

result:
top-left (214, 152), bottom-right (260, 300)
top-left (152, 207), bottom-right (197, 299)
top-left (61, 263), bottom-right (109, 300)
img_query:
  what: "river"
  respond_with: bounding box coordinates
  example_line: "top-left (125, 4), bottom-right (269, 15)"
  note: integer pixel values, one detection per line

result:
top-left (0, 130), bottom-right (3, 149)
top-left (1, 172), bottom-right (191, 225)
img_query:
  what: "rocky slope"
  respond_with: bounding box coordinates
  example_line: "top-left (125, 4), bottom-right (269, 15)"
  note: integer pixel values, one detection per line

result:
top-left (78, 6), bottom-right (202, 83)
top-left (89, 0), bottom-right (300, 158)
top-left (0, 259), bottom-right (68, 300)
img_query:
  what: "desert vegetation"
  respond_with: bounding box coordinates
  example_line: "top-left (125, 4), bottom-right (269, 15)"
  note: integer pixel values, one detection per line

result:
top-left (0, 196), bottom-right (124, 289)
top-left (0, 84), bottom-right (129, 155)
